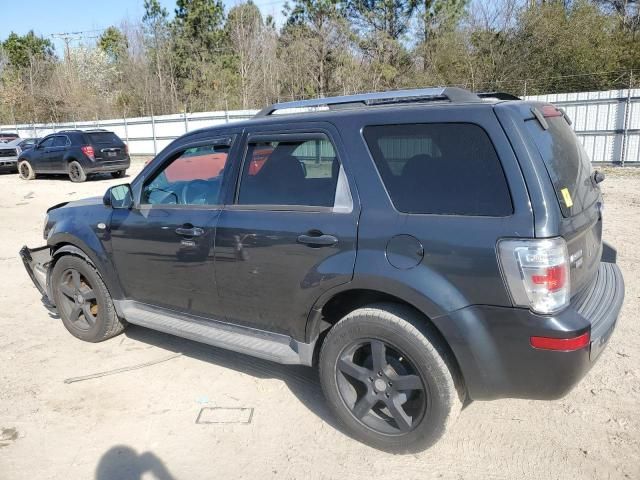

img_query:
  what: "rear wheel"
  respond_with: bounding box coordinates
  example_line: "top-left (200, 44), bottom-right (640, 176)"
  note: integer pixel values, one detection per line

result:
top-left (18, 161), bottom-right (35, 180)
top-left (111, 170), bottom-right (126, 178)
top-left (51, 255), bottom-right (126, 342)
top-left (68, 161), bottom-right (87, 182)
top-left (319, 303), bottom-right (463, 453)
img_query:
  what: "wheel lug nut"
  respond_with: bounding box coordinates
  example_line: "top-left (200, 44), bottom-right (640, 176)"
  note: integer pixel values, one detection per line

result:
top-left (377, 371), bottom-right (382, 376)
top-left (388, 382), bottom-right (393, 387)
top-left (385, 393), bottom-right (390, 398)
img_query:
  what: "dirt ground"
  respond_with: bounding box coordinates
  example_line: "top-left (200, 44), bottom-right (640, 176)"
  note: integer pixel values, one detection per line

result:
top-left (0, 161), bottom-right (638, 480)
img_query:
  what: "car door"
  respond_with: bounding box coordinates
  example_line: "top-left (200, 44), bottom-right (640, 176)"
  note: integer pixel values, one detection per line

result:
top-left (50, 135), bottom-right (69, 171)
top-left (214, 125), bottom-right (360, 340)
top-left (33, 136), bottom-right (56, 171)
top-left (109, 135), bottom-right (237, 318)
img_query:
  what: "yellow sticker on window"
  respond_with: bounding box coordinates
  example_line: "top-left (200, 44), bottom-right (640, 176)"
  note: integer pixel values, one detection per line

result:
top-left (561, 188), bottom-right (573, 208)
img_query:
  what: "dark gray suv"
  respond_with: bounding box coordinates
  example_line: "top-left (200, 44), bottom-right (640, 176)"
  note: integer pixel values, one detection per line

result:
top-left (17, 129), bottom-right (130, 182)
top-left (20, 88), bottom-right (624, 452)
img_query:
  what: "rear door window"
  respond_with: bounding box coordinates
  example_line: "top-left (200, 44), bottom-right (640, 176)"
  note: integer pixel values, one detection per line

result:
top-left (363, 123), bottom-right (512, 216)
top-left (237, 134), bottom-right (340, 208)
top-left (525, 114), bottom-right (599, 217)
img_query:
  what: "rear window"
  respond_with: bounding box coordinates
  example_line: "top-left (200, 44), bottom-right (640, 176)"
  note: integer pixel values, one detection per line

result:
top-left (363, 123), bottom-right (512, 216)
top-left (88, 132), bottom-right (122, 144)
top-left (525, 114), bottom-right (599, 217)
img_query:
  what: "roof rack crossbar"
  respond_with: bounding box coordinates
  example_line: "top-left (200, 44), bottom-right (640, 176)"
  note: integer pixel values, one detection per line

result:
top-left (255, 87), bottom-right (480, 116)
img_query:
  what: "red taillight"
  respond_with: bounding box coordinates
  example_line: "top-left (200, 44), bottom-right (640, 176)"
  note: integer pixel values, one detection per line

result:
top-left (530, 332), bottom-right (590, 351)
top-left (531, 264), bottom-right (567, 293)
top-left (81, 145), bottom-right (95, 160)
top-left (541, 105), bottom-right (563, 118)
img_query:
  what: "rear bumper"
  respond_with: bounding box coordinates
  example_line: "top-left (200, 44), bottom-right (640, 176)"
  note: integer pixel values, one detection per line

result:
top-left (85, 158), bottom-right (130, 173)
top-left (20, 245), bottom-right (55, 308)
top-left (434, 261), bottom-right (625, 401)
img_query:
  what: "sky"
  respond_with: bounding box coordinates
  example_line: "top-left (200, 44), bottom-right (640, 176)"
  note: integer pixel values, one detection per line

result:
top-left (1, 0), bottom-right (286, 54)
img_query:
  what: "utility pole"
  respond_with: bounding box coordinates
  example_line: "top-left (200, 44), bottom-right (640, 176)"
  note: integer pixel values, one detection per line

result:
top-left (51, 29), bottom-right (105, 64)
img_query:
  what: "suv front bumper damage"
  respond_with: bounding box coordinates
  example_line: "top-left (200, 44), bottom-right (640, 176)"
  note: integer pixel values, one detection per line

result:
top-left (434, 261), bottom-right (625, 401)
top-left (20, 245), bottom-right (55, 308)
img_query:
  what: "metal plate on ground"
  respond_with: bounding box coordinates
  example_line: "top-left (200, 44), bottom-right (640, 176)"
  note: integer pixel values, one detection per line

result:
top-left (196, 407), bottom-right (254, 424)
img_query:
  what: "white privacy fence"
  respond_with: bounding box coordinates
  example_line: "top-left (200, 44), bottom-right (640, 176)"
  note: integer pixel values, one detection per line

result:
top-left (525, 89), bottom-right (640, 165)
top-left (1, 88), bottom-right (639, 163)
top-left (0, 110), bottom-right (257, 156)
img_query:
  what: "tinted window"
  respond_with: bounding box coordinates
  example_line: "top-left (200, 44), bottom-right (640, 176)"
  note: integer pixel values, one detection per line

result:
top-left (39, 137), bottom-right (55, 148)
top-left (142, 144), bottom-right (230, 206)
top-left (363, 123), bottom-right (512, 216)
top-left (53, 136), bottom-right (68, 147)
top-left (88, 132), bottom-right (121, 144)
top-left (525, 115), bottom-right (599, 217)
top-left (237, 135), bottom-right (339, 207)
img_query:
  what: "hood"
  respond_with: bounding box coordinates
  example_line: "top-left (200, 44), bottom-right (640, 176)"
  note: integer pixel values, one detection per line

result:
top-left (0, 139), bottom-right (20, 148)
top-left (48, 196), bottom-right (102, 213)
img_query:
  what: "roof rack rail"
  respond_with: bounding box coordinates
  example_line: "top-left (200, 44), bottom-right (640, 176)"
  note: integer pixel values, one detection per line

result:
top-left (476, 92), bottom-right (521, 101)
top-left (255, 87), bottom-right (481, 117)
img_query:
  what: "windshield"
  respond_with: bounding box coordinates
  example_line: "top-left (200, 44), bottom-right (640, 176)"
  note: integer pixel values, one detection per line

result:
top-left (525, 114), bottom-right (599, 217)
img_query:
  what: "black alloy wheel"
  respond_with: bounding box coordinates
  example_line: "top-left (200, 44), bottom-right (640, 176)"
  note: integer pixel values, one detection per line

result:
top-left (56, 267), bottom-right (99, 330)
top-left (336, 338), bottom-right (427, 435)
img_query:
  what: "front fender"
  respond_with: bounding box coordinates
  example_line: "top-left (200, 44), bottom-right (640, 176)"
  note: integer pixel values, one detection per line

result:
top-left (47, 219), bottom-right (124, 301)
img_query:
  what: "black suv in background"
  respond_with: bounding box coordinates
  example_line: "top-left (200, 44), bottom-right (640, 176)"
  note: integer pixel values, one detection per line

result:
top-left (20, 88), bottom-right (624, 452)
top-left (17, 129), bottom-right (130, 182)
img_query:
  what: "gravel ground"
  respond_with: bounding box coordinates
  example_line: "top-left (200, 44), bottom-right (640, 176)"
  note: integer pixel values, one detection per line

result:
top-left (0, 162), bottom-right (638, 480)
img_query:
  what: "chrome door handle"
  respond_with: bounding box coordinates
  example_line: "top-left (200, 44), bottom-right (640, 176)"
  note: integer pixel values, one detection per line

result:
top-left (297, 233), bottom-right (338, 247)
top-left (175, 226), bottom-right (204, 237)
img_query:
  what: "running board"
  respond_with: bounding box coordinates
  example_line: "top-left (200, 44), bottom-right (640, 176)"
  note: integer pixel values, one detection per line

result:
top-left (116, 300), bottom-right (314, 366)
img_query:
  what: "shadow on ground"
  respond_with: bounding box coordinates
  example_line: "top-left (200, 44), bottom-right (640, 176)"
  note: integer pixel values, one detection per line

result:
top-left (123, 325), bottom-right (349, 437)
top-left (95, 445), bottom-right (176, 480)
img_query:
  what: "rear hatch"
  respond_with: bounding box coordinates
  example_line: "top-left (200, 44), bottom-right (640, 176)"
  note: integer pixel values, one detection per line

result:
top-left (88, 131), bottom-right (127, 162)
top-left (524, 104), bottom-right (603, 297)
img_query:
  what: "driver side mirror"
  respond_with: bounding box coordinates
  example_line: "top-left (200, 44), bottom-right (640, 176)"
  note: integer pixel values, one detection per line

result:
top-left (104, 184), bottom-right (133, 209)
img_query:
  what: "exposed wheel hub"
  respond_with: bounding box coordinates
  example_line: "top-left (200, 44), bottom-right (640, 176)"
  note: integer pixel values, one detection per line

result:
top-left (373, 378), bottom-right (387, 393)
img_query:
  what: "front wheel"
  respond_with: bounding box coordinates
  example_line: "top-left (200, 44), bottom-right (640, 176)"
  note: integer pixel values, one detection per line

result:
top-left (18, 160), bottom-right (36, 180)
top-left (68, 161), bottom-right (87, 182)
top-left (50, 255), bottom-right (126, 342)
top-left (319, 303), bottom-right (463, 453)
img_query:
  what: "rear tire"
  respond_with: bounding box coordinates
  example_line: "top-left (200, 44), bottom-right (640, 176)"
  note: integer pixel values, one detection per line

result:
top-left (111, 170), bottom-right (126, 178)
top-left (18, 161), bottom-right (35, 180)
top-left (51, 255), bottom-right (126, 342)
top-left (319, 303), bottom-right (463, 453)
top-left (68, 161), bottom-right (87, 182)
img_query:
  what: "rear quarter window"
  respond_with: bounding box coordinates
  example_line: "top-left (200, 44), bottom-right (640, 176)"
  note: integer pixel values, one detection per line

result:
top-left (363, 123), bottom-right (512, 216)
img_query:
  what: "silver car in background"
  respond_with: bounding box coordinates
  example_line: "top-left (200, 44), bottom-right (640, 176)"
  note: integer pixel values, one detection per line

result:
top-left (0, 138), bottom-right (39, 173)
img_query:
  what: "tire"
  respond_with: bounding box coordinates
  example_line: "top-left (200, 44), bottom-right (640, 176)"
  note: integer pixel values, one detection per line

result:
top-left (319, 303), bottom-right (463, 453)
top-left (68, 160), bottom-right (87, 182)
top-left (50, 255), bottom-right (126, 342)
top-left (18, 160), bottom-right (36, 180)
top-left (111, 170), bottom-right (126, 178)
